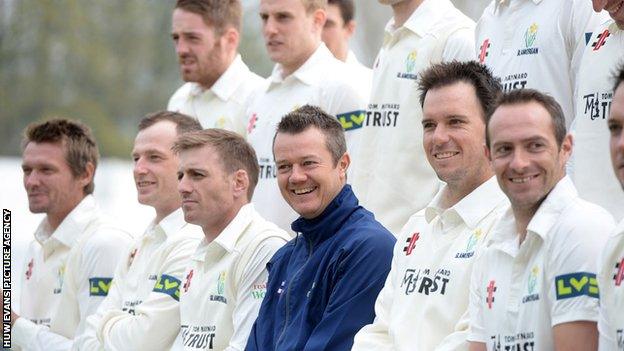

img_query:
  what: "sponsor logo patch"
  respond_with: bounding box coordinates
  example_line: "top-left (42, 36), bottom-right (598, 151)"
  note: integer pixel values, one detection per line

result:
top-left (153, 274), bottom-right (182, 301)
top-left (486, 280), bottom-right (497, 309)
top-left (555, 272), bottom-right (599, 300)
top-left (89, 277), bottom-right (113, 296)
top-left (337, 110), bottom-right (366, 131)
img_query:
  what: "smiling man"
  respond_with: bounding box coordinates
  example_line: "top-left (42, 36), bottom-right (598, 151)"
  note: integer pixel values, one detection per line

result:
top-left (74, 111), bottom-right (204, 350)
top-left (246, 0), bottom-right (367, 233)
top-left (12, 119), bottom-right (131, 351)
top-left (245, 105), bottom-right (395, 351)
top-left (352, 61), bottom-right (508, 351)
top-left (468, 90), bottom-right (615, 351)
top-left (168, 0), bottom-right (263, 134)
top-left (597, 65), bottom-right (624, 350)
top-left (173, 129), bottom-right (288, 350)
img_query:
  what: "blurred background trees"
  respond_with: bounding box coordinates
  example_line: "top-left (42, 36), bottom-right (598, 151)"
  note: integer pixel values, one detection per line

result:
top-left (0, 0), bottom-right (488, 158)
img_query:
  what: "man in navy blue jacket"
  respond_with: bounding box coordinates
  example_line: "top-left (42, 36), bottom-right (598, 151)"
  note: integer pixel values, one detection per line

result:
top-left (245, 105), bottom-right (396, 351)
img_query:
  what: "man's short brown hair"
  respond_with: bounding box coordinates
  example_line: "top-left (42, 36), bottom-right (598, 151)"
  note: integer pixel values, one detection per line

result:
top-left (486, 89), bottom-right (567, 149)
top-left (138, 110), bottom-right (202, 135)
top-left (613, 62), bottom-right (624, 93)
top-left (328, 0), bottom-right (354, 23)
top-left (302, 0), bottom-right (327, 12)
top-left (175, 0), bottom-right (242, 34)
top-left (274, 105), bottom-right (346, 166)
top-left (22, 118), bottom-right (99, 194)
top-left (173, 128), bottom-right (259, 200)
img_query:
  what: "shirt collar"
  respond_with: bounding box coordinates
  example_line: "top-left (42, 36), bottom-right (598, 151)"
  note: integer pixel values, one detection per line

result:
top-left (188, 55), bottom-right (247, 101)
top-left (149, 207), bottom-right (187, 239)
top-left (488, 176), bottom-right (578, 251)
top-left (35, 195), bottom-right (98, 248)
top-left (192, 203), bottom-right (255, 262)
top-left (425, 176), bottom-right (507, 229)
top-left (345, 50), bottom-right (360, 66)
top-left (525, 176), bottom-right (577, 240)
top-left (268, 43), bottom-right (334, 87)
top-left (387, 0), bottom-right (452, 38)
top-left (494, 0), bottom-right (542, 13)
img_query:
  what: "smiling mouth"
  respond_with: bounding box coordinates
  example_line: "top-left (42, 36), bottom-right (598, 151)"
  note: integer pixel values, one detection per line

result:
top-left (292, 187), bottom-right (316, 195)
top-left (137, 181), bottom-right (155, 187)
top-left (509, 175), bottom-right (538, 183)
top-left (434, 151), bottom-right (459, 159)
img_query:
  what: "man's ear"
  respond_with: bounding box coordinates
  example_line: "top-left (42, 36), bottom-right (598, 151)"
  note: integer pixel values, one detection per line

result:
top-left (232, 169), bottom-right (250, 200)
top-left (312, 8), bottom-right (327, 32)
top-left (345, 20), bottom-right (356, 38)
top-left (221, 27), bottom-right (240, 52)
top-left (79, 162), bottom-right (95, 193)
top-left (338, 152), bottom-right (350, 179)
top-left (484, 144), bottom-right (492, 162)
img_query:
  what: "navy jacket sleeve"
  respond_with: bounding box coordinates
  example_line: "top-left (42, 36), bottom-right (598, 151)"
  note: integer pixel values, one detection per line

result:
top-left (302, 233), bottom-right (394, 351)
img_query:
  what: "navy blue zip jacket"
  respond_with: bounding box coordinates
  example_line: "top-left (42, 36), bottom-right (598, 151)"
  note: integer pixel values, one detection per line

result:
top-left (245, 185), bottom-right (396, 351)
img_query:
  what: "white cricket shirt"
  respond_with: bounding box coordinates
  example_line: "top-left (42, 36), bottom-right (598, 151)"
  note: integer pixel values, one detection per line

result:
top-left (168, 55), bottom-right (264, 135)
top-left (73, 208), bottom-right (203, 351)
top-left (573, 19), bottom-right (624, 221)
top-left (345, 50), bottom-right (373, 102)
top-left (349, 0), bottom-right (475, 235)
top-left (12, 195), bottom-right (132, 351)
top-left (173, 203), bottom-right (288, 351)
top-left (468, 177), bottom-right (614, 350)
top-left (352, 177), bottom-right (507, 351)
top-left (246, 43), bottom-right (367, 232)
top-left (598, 219), bottom-right (624, 351)
top-left (475, 0), bottom-right (608, 128)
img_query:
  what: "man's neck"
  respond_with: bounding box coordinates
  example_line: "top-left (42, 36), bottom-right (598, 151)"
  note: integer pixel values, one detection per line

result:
top-left (392, 0), bottom-right (424, 28)
top-left (197, 52), bottom-right (237, 90)
top-left (280, 43), bottom-right (319, 78)
top-left (440, 172), bottom-right (493, 209)
top-left (202, 202), bottom-right (246, 243)
top-left (512, 205), bottom-right (539, 245)
top-left (46, 196), bottom-right (85, 231)
top-left (155, 203), bottom-right (181, 225)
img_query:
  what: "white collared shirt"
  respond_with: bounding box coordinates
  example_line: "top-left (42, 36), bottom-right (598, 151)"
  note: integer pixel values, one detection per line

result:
top-left (352, 177), bottom-right (507, 351)
top-left (475, 0), bottom-right (608, 129)
top-left (469, 177), bottom-right (614, 350)
top-left (349, 0), bottom-right (475, 236)
top-left (345, 50), bottom-right (372, 102)
top-left (12, 195), bottom-right (132, 351)
top-left (74, 208), bottom-right (204, 351)
top-left (168, 55), bottom-right (264, 136)
top-left (572, 19), bottom-right (624, 221)
top-left (245, 43), bottom-right (367, 233)
top-left (598, 219), bottom-right (624, 350)
top-left (172, 203), bottom-right (288, 351)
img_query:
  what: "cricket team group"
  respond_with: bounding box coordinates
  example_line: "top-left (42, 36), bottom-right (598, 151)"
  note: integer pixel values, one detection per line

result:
top-left (10, 0), bottom-right (624, 350)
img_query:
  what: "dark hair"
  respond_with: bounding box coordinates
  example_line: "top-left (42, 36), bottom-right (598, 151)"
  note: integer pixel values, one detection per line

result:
top-left (273, 105), bottom-right (346, 166)
top-left (172, 128), bottom-right (259, 200)
top-left (613, 62), bottom-right (624, 93)
top-left (138, 111), bottom-right (202, 135)
top-left (328, 0), bottom-right (354, 24)
top-left (22, 118), bottom-right (99, 194)
top-left (175, 0), bottom-right (242, 34)
top-left (486, 89), bottom-right (567, 148)
top-left (418, 60), bottom-right (502, 121)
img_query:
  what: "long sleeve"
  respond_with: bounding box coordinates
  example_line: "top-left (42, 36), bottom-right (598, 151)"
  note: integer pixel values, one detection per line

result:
top-left (302, 237), bottom-right (394, 351)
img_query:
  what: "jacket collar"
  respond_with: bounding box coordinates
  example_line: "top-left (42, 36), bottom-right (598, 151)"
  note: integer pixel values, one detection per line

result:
top-left (291, 185), bottom-right (358, 245)
top-left (494, 0), bottom-right (542, 14)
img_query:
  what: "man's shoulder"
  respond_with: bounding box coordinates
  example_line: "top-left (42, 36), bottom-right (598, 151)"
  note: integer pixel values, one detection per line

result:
top-left (167, 82), bottom-right (194, 110)
top-left (338, 207), bottom-right (396, 248)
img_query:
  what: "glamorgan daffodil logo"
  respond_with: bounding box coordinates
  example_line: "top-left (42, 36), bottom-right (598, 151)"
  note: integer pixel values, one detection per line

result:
top-left (528, 266), bottom-right (539, 294)
top-left (217, 271), bottom-right (226, 295)
top-left (405, 51), bottom-right (418, 73)
top-left (466, 228), bottom-right (482, 252)
top-left (524, 23), bottom-right (538, 48)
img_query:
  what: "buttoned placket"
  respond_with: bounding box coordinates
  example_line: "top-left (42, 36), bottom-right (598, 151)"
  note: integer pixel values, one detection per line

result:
top-left (506, 232), bottom-right (539, 329)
